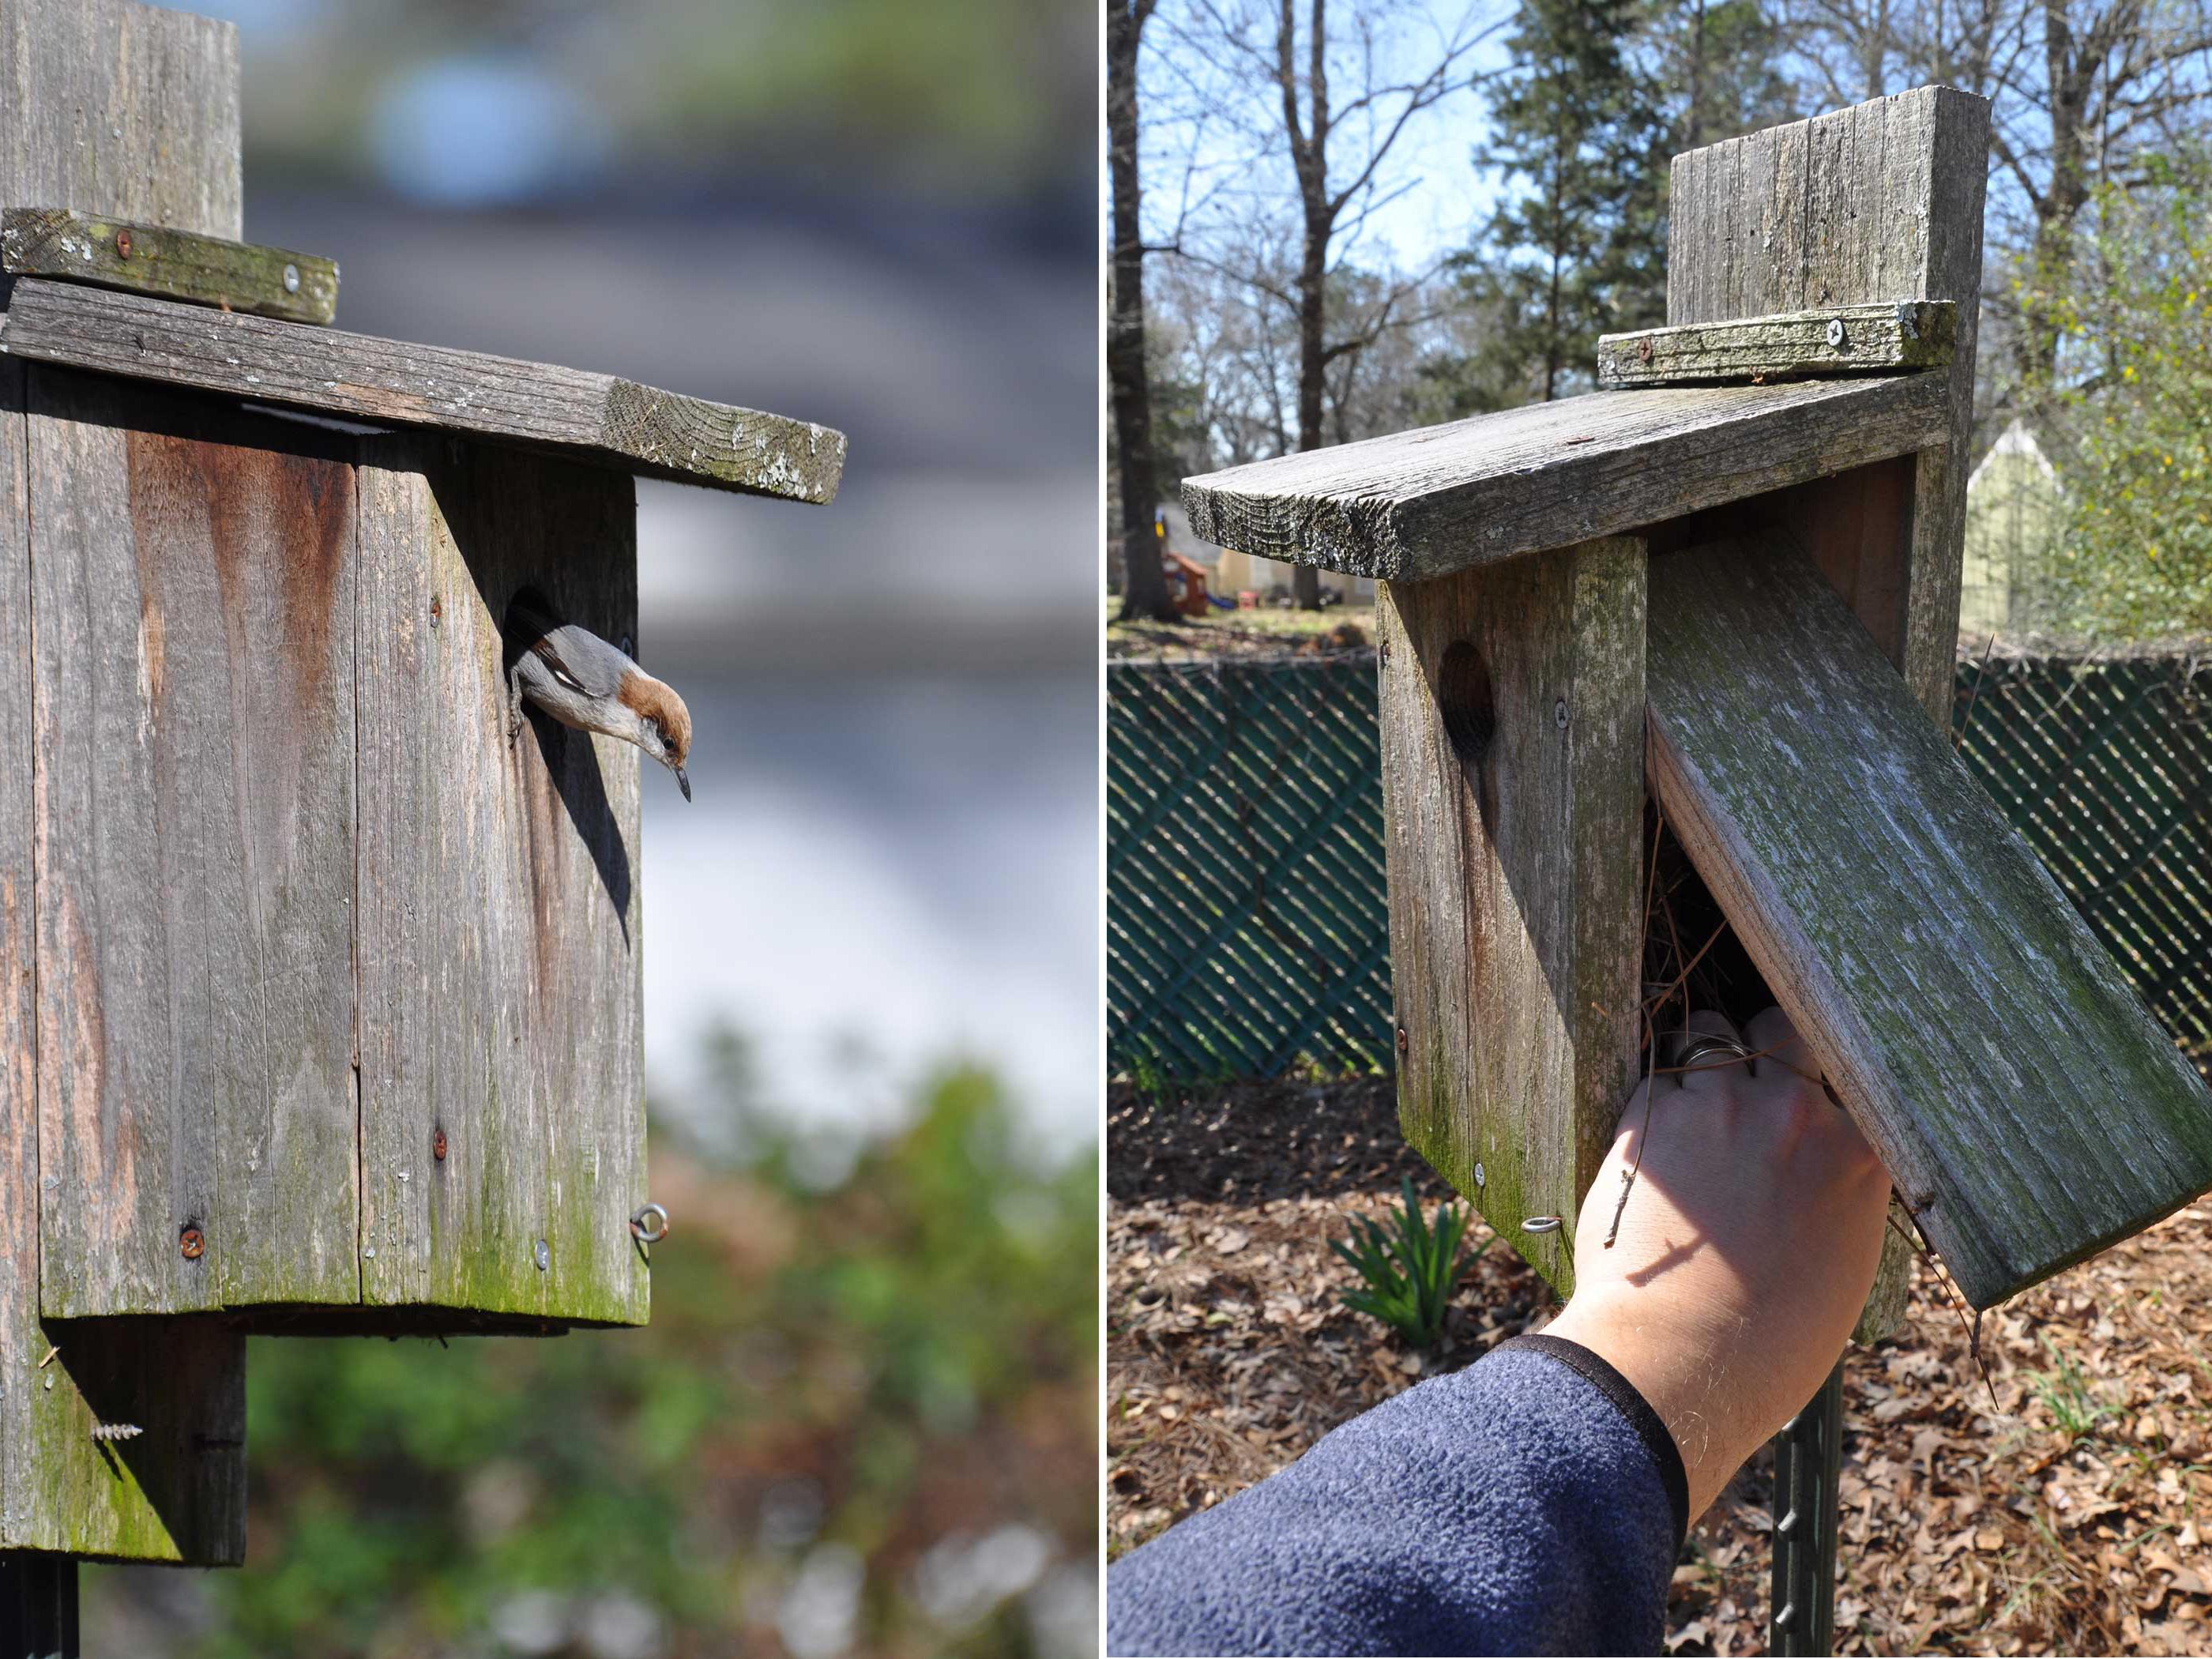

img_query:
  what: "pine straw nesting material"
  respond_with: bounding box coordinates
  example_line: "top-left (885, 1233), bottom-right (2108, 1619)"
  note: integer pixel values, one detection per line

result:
top-left (1108, 1079), bottom-right (2212, 1657)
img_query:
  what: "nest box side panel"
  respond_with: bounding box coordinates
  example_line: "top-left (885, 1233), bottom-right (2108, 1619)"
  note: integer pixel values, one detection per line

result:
top-left (1646, 537), bottom-right (2212, 1308)
top-left (28, 369), bottom-right (361, 1317)
top-left (356, 439), bottom-right (646, 1327)
top-left (1380, 537), bottom-right (1646, 1296)
top-left (0, 364), bottom-right (246, 1564)
top-left (0, 0), bottom-right (242, 241)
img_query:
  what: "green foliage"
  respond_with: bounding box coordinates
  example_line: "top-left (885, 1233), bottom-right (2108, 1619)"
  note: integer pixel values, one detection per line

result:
top-left (1460, 0), bottom-right (1670, 404)
top-left (1330, 1177), bottom-right (1488, 1349)
top-left (92, 1037), bottom-right (1096, 1658)
top-left (2026, 1335), bottom-right (2117, 1443)
top-left (2037, 150), bottom-right (2212, 641)
top-left (1432, 0), bottom-right (1796, 415)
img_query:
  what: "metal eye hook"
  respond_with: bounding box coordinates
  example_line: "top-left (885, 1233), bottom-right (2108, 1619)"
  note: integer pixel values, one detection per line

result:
top-left (630, 1202), bottom-right (670, 1244)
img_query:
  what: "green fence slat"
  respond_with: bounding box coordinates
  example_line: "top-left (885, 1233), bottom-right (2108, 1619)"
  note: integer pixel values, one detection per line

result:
top-left (1108, 651), bottom-right (2212, 1082)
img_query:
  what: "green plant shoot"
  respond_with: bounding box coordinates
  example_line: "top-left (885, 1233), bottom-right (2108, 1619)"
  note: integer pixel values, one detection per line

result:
top-left (1330, 1176), bottom-right (1489, 1349)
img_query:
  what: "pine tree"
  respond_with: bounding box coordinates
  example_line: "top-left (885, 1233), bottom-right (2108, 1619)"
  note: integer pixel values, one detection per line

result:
top-left (1473, 0), bottom-right (1669, 404)
top-left (1440, 0), bottom-right (1795, 412)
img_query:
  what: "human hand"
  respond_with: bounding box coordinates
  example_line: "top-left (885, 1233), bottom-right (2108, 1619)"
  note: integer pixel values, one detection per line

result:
top-left (1542, 1006), bottom-right (1892, 1519)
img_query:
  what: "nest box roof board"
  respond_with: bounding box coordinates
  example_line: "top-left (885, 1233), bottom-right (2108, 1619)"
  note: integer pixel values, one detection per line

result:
top-left (0, 276), bottom-right (846, 505)
top-left (1180, 370), bottom-right (1947, 582)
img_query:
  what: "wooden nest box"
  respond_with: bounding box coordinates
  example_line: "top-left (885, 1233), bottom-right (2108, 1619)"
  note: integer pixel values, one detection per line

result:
top-left (1185, 88), bottom-right (2212, 1337)
top-left (0, 0), bottom-right (844, 1567)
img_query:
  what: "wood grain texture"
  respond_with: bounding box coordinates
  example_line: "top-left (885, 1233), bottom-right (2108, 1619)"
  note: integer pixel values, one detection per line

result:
top-left (1667, 85), bottom-right (1988, 722)
top-left (1179, 371), bottom-right (1947, 581)
top-left (0, 279), bottom-right (846, 504)
top-left (0, 0), bottom-right (248, 1563)
top-left (2, 209), bottom-right (337, 325)
top-left (0, 0), bottom-right (241, 240)
top-left (356, 438), bottom-right (646, 1328)
top-left (1597, 302), bottom-right (1953, 387)
top-left (1381, 539), bottom-right (1646, 1296)
top-left (1665, 87), bottom-right (1988, 1336)
top-left (30, 368), bottom-right (360, 1318)
top-left (0, 364), bottom-right (244, 1566)
top-left (1646, 538), bottom-right (2212, 1309)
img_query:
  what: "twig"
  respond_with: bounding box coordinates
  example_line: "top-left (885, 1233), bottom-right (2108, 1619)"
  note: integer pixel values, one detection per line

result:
top-left (1954, 632), bottom-right (1999, 751)
top-left (1608, 807), bottom-right (1671, 1250)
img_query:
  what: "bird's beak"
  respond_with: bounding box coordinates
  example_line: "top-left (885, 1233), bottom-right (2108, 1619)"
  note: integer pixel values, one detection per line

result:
top-left (675, 764), bottom-right (691, 803)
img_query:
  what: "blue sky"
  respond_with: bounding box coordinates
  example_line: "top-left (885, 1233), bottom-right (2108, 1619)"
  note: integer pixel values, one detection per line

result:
top-left (1143, 0), bottom-right (1513, 276)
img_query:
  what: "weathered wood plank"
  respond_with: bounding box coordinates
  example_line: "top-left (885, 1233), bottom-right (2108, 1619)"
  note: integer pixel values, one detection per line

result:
top-left (0, 0), bottom-right (241, 240)
top-left (356, 438), bottom-right (646, 1327)
top-left (1668, 85), bottom-right (1988, 722)
top-left (2, 209), bottom-right (337, 325)
top-left (1179, 371), bottom-right (1947, 581)
top-left (10, 1316), bottom-right (246, 1563)
top-left (1382, 538), bottom-right (1646, 1297)
top-left (1646, 538), bottom-right (2212, 1310)
top-left (0, 364), bottom-right (244, 1566)
top-left (1661, 87), bottom-right (1989, 1337)
top-left (1597, 302), bottom-right (1953, 388)
top-left (30, 367), bottom-right (359, 1319)
top-left (0, 279), bottom-right (845, 504)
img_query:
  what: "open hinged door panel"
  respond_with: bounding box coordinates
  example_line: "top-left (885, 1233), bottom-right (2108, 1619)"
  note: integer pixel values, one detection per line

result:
top-left (1644, 536), bottom-right (2212, 1309)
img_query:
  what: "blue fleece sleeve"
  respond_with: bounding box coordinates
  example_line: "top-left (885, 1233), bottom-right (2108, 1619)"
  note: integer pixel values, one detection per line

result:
top-left (1106, 1334), bottom-right (1687, 1657)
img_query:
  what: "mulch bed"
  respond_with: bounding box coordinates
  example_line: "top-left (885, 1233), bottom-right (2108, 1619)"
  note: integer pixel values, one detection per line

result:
top-left (1108, 1079), bottom-right (2212, 1655)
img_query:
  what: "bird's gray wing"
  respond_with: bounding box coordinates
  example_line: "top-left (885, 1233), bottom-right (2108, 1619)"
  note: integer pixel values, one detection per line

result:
top-left (529, 623), bottom-right (631, 701)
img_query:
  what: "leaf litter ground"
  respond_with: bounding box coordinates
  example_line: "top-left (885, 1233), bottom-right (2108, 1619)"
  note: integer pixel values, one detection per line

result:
top-left (1108, 1078), bottom-right (2212, 1655)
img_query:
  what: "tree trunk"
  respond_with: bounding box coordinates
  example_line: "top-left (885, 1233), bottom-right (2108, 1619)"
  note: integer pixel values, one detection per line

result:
top-left (1108, 0), bottom-right (1172, 623)
top-left (1292, 219), bottom-right (1327, 608)
top-left (2018, 0), bottom-right (2091, 408)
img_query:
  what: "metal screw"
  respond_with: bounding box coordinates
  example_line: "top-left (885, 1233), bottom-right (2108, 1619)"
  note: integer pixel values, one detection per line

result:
top-left (1826, 317), bottom-right (1846, 348)
top-left (179, 1224), bottom-right (204, 1260)
top-left (1554, 698), bottom-right (1570, 729)
top-left (532, 1238), bottom-right (551, 1272)
top-left (432, 1127), bottom-right (447, 1161)
top-left (1473, 1162), bottom-right (1485, 1188)
top-left (114, 229), bottom-right (131, 258)
top-left (430, 596), bottom-right (442, 629)
top-left (1394, 1024), bottom-right (1409, 1057)
top-left (282, 262), bottom-right (301, 294)
top-left (89, 1423), bottom-right (143, 1443)
top-left (630, 1202), bottom-right (670, 1244)
top-left (1637, 336), bottom-right (1653, 363)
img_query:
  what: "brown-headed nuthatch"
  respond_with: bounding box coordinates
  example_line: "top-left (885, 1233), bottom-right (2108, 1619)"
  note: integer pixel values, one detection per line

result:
top-left (504, 588), bottom-right (693, 800)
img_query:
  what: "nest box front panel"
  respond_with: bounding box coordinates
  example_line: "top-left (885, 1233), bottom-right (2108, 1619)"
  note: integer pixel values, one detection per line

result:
top-left (21, 371), bottom-right (646, 1330)
top-left (355, 438), bottom-right (647, 1329)
top-left (30, 368), bottom-right (360, 1317)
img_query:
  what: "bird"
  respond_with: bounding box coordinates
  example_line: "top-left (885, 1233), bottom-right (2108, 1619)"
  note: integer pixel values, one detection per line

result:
top-left (503, 588), bottom-right (692, 800)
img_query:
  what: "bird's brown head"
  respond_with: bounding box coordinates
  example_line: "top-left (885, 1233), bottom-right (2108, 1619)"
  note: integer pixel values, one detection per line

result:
top-left (619, 671), bottom-right (694, 801)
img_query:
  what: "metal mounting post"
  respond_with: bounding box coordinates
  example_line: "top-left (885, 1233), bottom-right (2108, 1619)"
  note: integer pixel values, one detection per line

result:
top-left (0, 1553), bottom-right (77, 1659)
top-left (1770, 1362), bottom-right (1843, 1657)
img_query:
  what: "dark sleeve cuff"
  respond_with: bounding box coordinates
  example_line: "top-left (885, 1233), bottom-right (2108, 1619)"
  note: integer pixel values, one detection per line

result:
top-left (1498, 1332), bottom-right (1691, 1547)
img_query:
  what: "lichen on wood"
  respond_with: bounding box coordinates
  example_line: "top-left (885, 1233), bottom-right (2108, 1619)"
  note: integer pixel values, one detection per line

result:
top-left (1597, 301), bottom-right (1954, 388)
top-left (1, 208), bottom-right (338, 324)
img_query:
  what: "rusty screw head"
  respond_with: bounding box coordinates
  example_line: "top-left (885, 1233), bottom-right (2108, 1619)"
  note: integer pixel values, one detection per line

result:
top-left (114, 228), bottom-right (132, 258)
top-left (1637, 336), bottom-right (1653, 363)
top-left (432, 1127), bottom-right (448, 1162)
top-left (1395, 1024), bottom-right (1409, 1057)
top-left (179, 1224), bottom-right (204, 1260)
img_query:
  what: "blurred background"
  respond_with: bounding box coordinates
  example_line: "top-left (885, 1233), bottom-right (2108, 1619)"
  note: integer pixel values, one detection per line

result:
top-left (86, 2), bottom-right (1100, 1654)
